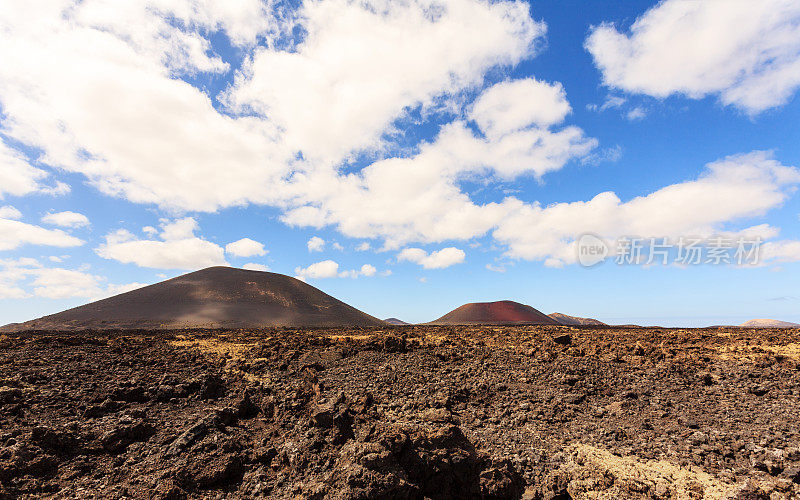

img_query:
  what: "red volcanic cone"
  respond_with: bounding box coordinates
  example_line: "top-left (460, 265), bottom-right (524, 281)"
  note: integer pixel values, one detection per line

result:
top-left (429, 300), bottom-right (559, 325)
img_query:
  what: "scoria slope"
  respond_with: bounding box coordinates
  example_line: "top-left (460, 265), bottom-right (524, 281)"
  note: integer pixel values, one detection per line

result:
top-left (2, 267), bottom-right (384, 330)
top-left (429, 300), bottom-right (559, 325)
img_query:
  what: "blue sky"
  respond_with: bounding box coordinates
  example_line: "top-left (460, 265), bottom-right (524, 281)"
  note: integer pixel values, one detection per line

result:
top-left (1, 0), bottom-right (800, 326)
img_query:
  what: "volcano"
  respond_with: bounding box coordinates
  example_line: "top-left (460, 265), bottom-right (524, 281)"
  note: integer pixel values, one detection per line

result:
top-left (384, 318), bottom-right (410, 326)
top-left (2, 267), bottom-right (384, 331)
top-left (549, 313), bottom-right (607, 326)
top-left (429, 300), bottom-right (559, 325)
top-left (740, 319), bottom-right (800, 328)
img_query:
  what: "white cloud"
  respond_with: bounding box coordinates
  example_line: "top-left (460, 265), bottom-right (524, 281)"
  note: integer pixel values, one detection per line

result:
top-left (294, 259), bottom-right (339, 279)
top-left (3, 0), bottom-right (796, 270)
top-left (0, 207), bottom-right (84, 251)
top-left (625, 107), bottom-right (646, 121)
top-left (587, 95), bottom-right (626, 112)
top-left (486, 263), bottom-right (507, 273)
top-left (0, 138), bottom-right (68, 198)
top-left (241, 262), bottom-right (270, 272)
top-left (359, 264), bottom-right (376, 277)
top-left (281, 78), bottom-right (596, 249)
top-left (339, 263), bottom-right (378, 279)
top-left (0, 258), bottom-right (146, 300)
top-left (0, 0), bottom-right (599, 258)
top-left (307, 236), bottom-right (325, 252)
top-left (586, 0), bottom-right (800, 113)
top-left (42, 211), bottom-right (90, 228)
top-left (30, 267), bottom-right (108, 299)
top-left (0, 205), bottom-right (22, 220)
top-left (356, 242), bottom-right (371, 252)
top-left (470, 78), bottom-right (571, 135)
top-left (494, 151), bottom-right (800, 266)
top-left (294, 260), bottom-right (378, 279)
top-left (95, 217), bottom-right (228, 270)
top-left (225, 0), bottom-right (545, 163)
top-left (761, 240), bottom-right (800, 264)
top-left (331, 242), bottom-right (344, 251)
top-left (0, 258), bottom-right (34, 298)
top-left (0, 0), bottom-right (546, 215)
top-left (225, 237), bottom-right (267, 258)
top-left (0, 0), bottom-right (290, 212)
top-left (397, 247), bottom-right (466, 269)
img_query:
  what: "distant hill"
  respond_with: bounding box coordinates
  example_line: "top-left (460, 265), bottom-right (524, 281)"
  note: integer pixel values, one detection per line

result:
top-left (384, 318), bottom-right (410, 325)
top-left (548, 313), bottom-right (607, 326)
top-left (740, 319), bottom-right (800, 328)
top-left (429, 300), bottom-right (559, 325)
top-left (1, 267), bottom-right (384, 331)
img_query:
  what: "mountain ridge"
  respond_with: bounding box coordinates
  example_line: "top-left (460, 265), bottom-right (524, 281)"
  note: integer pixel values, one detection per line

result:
top-left (1, 266), bottom-right (384, 331)
top-left (429, 300), bottom-right (559, 325)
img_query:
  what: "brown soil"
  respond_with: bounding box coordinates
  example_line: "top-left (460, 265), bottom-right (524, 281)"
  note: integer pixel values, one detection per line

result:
top-left (430, 301), bottom-right (559, 326)
top-left (1, 326), bottom-right (800, 499)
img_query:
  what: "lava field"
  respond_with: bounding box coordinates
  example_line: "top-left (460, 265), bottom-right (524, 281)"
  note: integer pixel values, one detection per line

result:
top-left (1, 325), bottom-right (800, 499)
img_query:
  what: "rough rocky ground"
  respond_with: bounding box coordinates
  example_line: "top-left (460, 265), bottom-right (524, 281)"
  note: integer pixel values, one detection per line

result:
top-left (1, 326), bottom-right (800, 499)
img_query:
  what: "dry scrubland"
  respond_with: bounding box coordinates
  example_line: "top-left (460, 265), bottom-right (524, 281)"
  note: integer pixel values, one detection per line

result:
top-left (1, 326), bottom-right (800, 499)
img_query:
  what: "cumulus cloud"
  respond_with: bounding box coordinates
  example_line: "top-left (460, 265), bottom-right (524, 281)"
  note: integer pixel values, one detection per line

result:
top-left (294, 260), bottom-right (339, 279)
top-left (0, 206), bottom-right (84, 251)
top-left (307, 236), bottom-right (325, 252)
top-left (225, 0), bottom-right (545, 163)
top-left (359, 264), bottom-right (376, 277)
top-left (471, 78), bottom-right (571, 135)
top-left (294, 260), bottom-right (379, 279)
top-left (0, 0), bottom-right (600, 256)
top-left (586, 0), bottom-right (800, 113)
top-left (339, 264), bottom-right (378, 279)
top-left (397, 247), bottom-right (466, 269)
top-left (494, 151), bottom-right (800, 266)
top-left (1, 0), bottom-right (796, 270)
top-left (241, 263), bottom-right (270, 272)
top-left (0, 0), bottom-right (290, 212)
top-left (42, 211), bottom-right (90, 228)
top-left (95, 217), bottom-right (228, 270)
top-left (281, 78), bottom-right (596, 249)
top-left (0, 138), bottom-right (68, 198)
top-left (225, 238), bottom-right (266, 258)
top-left (761, 240), bottom-right (800, 264)
top-left (0, 258), bottom-right (146, 300)
top-left (0, 0), bottom-right (547, 215)
top-left (0, 206), bottom-right (22, 220)
top-left (30, 268), bottom-right (109, 299)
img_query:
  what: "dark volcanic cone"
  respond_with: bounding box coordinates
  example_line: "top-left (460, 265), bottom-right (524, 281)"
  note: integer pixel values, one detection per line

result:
top-left (429, 300), bottom-right (559, 325)
top-left (2, 266), bottom-right (384, 331)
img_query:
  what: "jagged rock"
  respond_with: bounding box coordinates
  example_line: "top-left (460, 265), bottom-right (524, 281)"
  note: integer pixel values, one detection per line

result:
top-left (100, 419), bottom-right (155, 453)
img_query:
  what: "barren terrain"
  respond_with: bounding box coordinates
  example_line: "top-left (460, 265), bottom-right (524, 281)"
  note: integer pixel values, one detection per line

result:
top-left (1, 325), bottom-right (800, 499)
